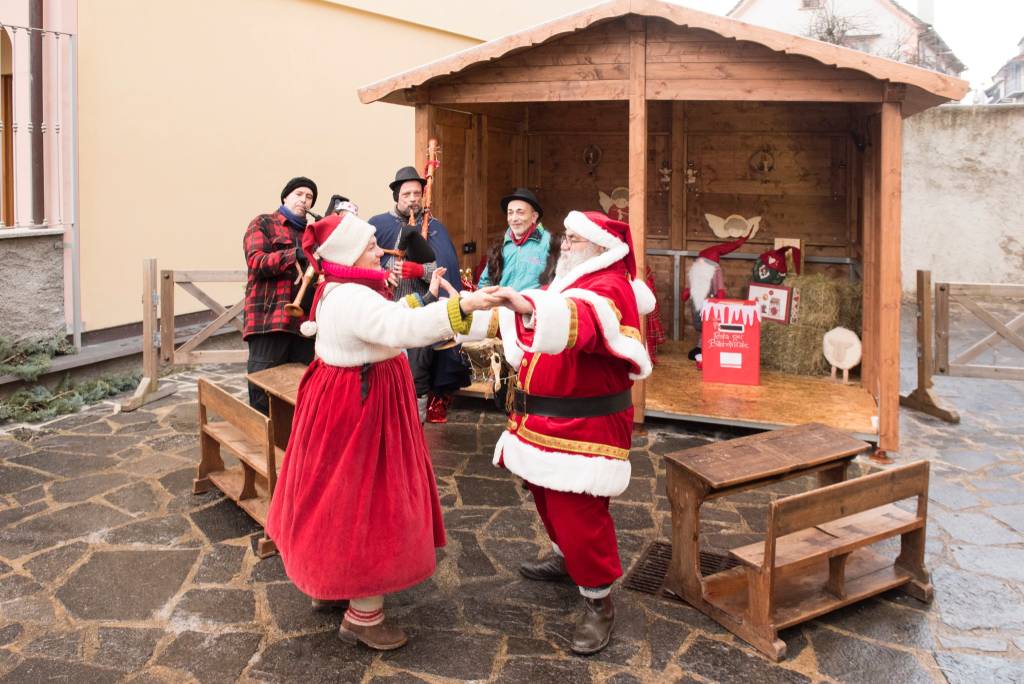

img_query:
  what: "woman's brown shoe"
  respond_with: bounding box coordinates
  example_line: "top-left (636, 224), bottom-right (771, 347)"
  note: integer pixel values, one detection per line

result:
top-left (310, 598), bottom-right (346, 612)
top-left (338, 618), bottom-right (408, 650)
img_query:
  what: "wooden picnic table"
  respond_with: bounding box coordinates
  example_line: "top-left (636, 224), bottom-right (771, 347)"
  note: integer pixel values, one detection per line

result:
top-left (662, 423), bottom-right (872, 654)
top-left (246, 363), bottom-right (305, 451)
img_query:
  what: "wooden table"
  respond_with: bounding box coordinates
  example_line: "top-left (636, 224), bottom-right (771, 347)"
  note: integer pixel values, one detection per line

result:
top-left (246, 363), bottom-right (305, 451)
top-left (663, 423), bottom-right (871, 656)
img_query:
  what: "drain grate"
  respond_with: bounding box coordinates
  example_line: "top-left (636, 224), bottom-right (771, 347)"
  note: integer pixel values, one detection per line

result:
top-left (623, 541), bottom-right (741, 596)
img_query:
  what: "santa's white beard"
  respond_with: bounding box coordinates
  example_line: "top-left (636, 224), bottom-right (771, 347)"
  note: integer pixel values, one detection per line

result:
top-left (555, 244), bottom-right (603, 278)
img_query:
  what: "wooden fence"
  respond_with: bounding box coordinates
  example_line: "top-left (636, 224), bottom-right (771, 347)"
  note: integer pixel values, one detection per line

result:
top-left (122, 258), bottom-right (247, 411)
top-left (901, 270), bottom-right (1024, 422)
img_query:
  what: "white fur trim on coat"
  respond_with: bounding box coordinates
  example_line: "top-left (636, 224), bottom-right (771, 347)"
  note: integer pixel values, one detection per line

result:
top-left (563, 210), bottom-right (624, 251)
top-left (499, 307), bottom-right (525, 370)
top-left (519, 288), bottom-right (571, 354)
top-left (562, 288), bottom-right (653, 380)
top-left (493, 431), bottom-right (632, 497)
top-left (316, 212), bottom-right (375, 267)
top-left (632, 278), bottom-right (656, 316)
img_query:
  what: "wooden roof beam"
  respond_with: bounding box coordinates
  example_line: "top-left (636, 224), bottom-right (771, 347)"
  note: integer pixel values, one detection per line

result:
top-left (425, 80), bottom-right (630, 104)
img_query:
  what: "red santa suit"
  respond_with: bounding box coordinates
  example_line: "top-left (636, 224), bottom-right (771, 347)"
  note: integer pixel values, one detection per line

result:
top-left (468, 210), bottom-right (655, 594)
top-left (266, 213), bottom-right (469, 624)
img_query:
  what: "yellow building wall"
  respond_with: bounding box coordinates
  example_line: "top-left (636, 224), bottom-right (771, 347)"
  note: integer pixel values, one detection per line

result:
top-left (326, 0), bottom-right (600, 41)
top-left (77, 0), bottom-right (493, 330)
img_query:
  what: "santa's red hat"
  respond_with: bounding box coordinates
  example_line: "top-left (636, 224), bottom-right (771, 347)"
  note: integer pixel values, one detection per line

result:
top-left (562, 210), bottom-right (656, 315)
top-left (697, 234), bottom-right (749, 263)
top-left (301, 211), bottom-right (375, 271)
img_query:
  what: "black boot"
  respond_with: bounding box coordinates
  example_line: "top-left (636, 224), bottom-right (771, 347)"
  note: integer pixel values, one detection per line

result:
top-left (519, 552), bottom-right (569, 581)
top-left (571, 594), bottom-right (615, 655)
top-left (687, 346), bottom-right (702, 361)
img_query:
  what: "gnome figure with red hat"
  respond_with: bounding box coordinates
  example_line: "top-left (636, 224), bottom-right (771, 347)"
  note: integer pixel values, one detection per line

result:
top-left (265, 210), bottom-right (500, 651)
top-left (467, 210), bottom-right (655, 655)
top-left (683, 233), bottom-right (750, 362)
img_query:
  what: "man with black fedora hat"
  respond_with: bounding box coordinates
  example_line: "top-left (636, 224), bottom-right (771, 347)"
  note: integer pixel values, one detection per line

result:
top-left (242, 175), bottom-right (319, 414)
top-left (478, 187), bottom-right (558, 291)
top-left (369, 165), bottom-right (468, 423)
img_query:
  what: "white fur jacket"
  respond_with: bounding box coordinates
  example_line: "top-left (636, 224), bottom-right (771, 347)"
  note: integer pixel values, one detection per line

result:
top-left (312, 283), bottom-right (458, 367)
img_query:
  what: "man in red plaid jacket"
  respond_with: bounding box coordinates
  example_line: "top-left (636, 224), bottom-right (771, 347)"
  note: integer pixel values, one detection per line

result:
top-left (243, 176), bottom-right (319, 414)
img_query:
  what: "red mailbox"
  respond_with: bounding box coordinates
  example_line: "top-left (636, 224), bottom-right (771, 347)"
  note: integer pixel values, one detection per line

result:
top-left (700, 299), bottom-right (761, 386)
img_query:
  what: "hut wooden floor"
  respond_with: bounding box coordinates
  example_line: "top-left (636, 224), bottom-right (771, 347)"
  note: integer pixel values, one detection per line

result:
top-left (645, 342), bottom-right (878, 441)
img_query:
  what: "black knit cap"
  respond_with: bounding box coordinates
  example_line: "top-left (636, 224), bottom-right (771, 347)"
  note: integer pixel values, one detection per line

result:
top-left (389, 166), bottom-right (427, 201)
top-left (500, 187), bottom-right (543, 219)
top-left (280, 176), bottom-right (318, 206)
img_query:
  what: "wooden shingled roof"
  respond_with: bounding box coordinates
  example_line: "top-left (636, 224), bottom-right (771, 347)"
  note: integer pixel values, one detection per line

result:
top-left (358, 0), bottom-right (968, 115)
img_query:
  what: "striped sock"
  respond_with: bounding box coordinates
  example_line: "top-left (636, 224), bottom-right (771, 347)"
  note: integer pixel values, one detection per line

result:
top-left (345, 605), bottom-right (384, 626)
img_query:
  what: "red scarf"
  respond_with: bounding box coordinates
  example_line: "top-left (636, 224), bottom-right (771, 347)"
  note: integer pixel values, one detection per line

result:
top-left (307, 261), bottom-right (390, 329)
top-left (509, 222), bottom-right (537, 246)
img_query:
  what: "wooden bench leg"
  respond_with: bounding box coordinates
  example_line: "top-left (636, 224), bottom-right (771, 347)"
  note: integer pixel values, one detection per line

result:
top-left (826, 554), bottom-right (849, 599)
top-left (817, 460), bottom-right (849, 488)
top-left (194, 433), bottom-right (225, 494)
top-left (896, 528), bottom-right (933, 603)
top-left (239, 464), bottom-right (258, 500)
top-left (663, 467), bottom-right (706, 603)
top-left (743, 568), bottom-right (786, 661)
top-left (257, 536), bottom-right (278, 558)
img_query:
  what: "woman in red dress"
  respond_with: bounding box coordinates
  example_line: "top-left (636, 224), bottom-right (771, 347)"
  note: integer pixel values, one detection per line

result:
top-left (266, 211), bottom-right (498, 650)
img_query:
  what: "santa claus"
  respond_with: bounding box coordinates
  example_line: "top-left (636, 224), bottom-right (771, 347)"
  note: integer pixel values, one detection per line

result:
top-left (476, 210), bottom-right (655, 655)
top-left (265, 211), bottom-right (499, 651)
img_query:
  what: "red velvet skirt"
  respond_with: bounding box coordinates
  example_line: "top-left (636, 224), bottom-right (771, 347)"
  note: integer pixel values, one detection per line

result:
top-left (266, 355), bottom-right (445, 599)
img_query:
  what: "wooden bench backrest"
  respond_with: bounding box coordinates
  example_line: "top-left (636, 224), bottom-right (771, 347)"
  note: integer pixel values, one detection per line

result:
top-left (198, 379), bottom-right (271, 448)
top-left (769, 460), bottom-right (930, 539)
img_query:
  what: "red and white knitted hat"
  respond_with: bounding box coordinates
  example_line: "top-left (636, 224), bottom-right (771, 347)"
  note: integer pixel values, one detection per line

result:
top-left (562, 210), bottom-right (656, 315)
top-left (301, 212), bottom-right (375, 271)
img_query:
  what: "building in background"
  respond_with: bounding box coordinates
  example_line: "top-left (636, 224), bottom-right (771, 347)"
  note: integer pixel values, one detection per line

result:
top-left (0, 0), bottom-right (596, 349)
top-left (986, 36), bottom-right (1024, 104)
top-left (728, 0), bottom-right (964, 77)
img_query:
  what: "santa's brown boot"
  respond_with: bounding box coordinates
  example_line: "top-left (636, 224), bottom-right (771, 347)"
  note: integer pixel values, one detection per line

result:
top-left (310, 598), bottom-right (346, 612)
top-left (519, 551), bottom-right (568, 581)
top-left (570, 595), bottom-right (615, 655)
top-left (338, 617), bottom-right (408, 651)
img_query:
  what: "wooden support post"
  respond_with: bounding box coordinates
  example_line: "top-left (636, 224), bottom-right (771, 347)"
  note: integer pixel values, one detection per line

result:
top-left (934, 281), bottom-right (950, 374)
top-left (121, 259), bottom-right (176, 412)
top-left (414, 104), bottom-right (435, 176)
top-left (877, 102), bottom-right (901, 452)
top-left (900, 270), bottom-right (960, 422)
top-left (860, 111), bottom-right (879, 395)
top-left (628, 18), bottom-right (647, 422)
top-left (160, 270), bottom-right (175, 364)
top-left (670, 101), bottom-right (685, 252)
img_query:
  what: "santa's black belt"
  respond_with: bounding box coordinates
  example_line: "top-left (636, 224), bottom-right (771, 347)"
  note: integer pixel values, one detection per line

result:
top-left (512, 389), bottom-right (632, 418)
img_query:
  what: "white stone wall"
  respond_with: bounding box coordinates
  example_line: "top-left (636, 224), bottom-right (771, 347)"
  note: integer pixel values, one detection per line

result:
top-left (902, 104), bottom-right (1024, 293)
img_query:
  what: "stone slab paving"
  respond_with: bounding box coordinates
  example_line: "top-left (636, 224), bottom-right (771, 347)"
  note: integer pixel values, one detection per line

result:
top-left (0, 305), bottom-right (1021, 683)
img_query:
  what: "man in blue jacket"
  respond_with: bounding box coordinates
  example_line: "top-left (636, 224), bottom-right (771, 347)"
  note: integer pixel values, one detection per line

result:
top-left (369, 166), bottom-right (469, 423)
top-left (478, 188), bottom-right (556, 291)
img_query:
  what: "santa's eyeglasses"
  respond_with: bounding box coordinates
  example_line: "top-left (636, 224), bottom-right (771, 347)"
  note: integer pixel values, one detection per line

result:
top-left (560, 235), bottom-right (588, 246)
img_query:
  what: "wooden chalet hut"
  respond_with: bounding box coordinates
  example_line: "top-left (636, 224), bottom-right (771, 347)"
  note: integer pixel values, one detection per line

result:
top-left (358, 0), bottom-right (968, 452)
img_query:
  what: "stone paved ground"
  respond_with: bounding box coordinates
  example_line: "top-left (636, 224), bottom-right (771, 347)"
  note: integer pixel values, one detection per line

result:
top-left (0, 305), bottom-right (1022, 683)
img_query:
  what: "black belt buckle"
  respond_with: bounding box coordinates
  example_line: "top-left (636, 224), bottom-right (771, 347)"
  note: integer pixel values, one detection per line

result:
top-left (512, 389), bottom-right (527, 415)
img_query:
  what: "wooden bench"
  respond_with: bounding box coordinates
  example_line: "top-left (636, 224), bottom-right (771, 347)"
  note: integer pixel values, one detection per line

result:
top-left (709, 460), bottom-right (932, 660)
top-left (194, 379), bottom-right (284, 557)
